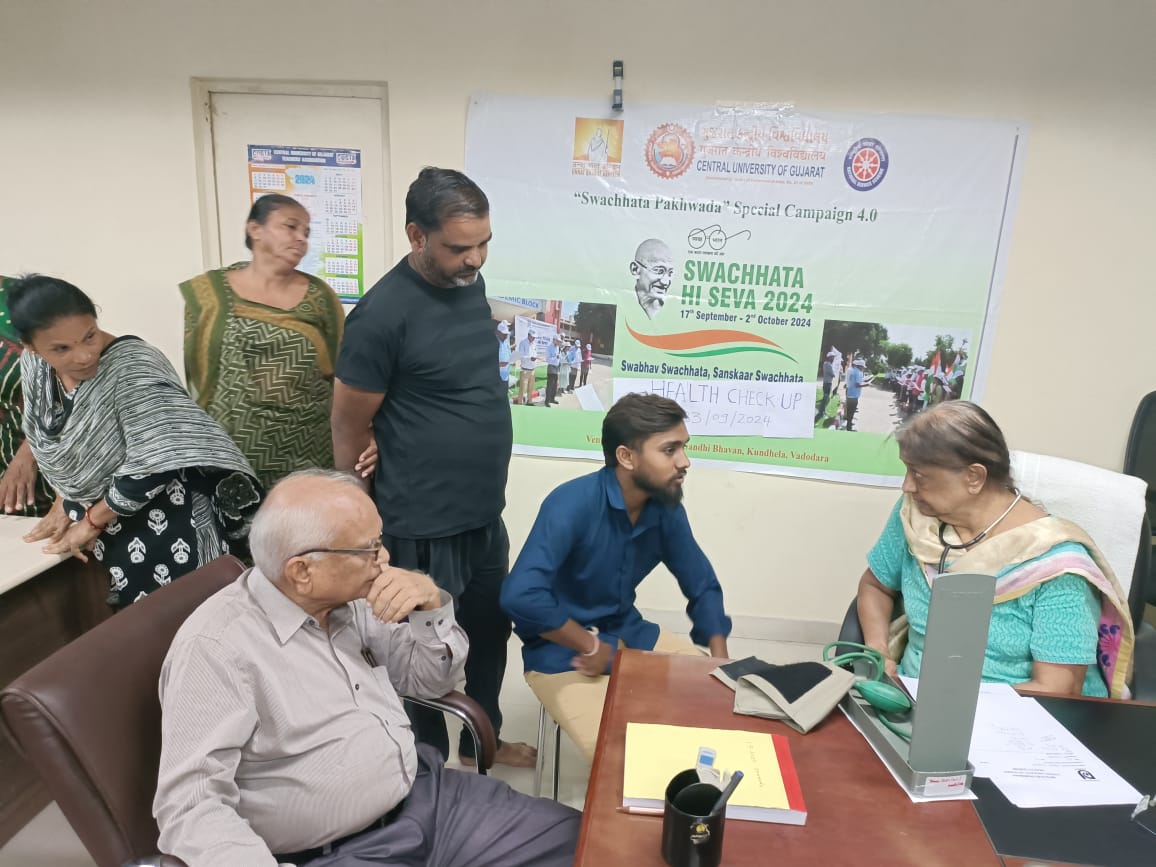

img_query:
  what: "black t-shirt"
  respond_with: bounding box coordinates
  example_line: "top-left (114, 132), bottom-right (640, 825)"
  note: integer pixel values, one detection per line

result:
top-left (336, 258), bottom-right (512, 538)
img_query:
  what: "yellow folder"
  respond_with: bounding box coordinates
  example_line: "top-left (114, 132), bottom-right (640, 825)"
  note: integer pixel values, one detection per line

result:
top-left (623, 722), bottom-right (807, 825)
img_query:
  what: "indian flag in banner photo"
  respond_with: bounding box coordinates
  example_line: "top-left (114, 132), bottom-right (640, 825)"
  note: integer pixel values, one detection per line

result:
top-left (626, 324), bottom-right (797, 362)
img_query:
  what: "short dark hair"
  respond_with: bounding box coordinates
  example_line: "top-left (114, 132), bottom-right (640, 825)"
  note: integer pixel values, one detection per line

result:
top-left (405, 167), bottom-right (489, 234)
top-left (245, 194), bottom-right (305, 250)
top-left (895, 401), bottom-right (1013, 490)
top-left (602, 393), bottom-right (688, 467)
top-left (7, 274), bottom-right (98, 342)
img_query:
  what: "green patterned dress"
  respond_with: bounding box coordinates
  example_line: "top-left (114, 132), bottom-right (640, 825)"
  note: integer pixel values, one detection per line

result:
top-left (179, 264), bottom-right (345, 490)
top-left (0, 276), bottom-right (55, 516)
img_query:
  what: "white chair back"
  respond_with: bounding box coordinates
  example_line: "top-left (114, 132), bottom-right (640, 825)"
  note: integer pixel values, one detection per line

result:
top-left (1010, 450), bottom-right (1146, 599)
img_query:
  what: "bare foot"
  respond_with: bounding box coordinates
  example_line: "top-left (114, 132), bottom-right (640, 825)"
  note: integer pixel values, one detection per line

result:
top-left (460, 739), bottom-right (538, 768)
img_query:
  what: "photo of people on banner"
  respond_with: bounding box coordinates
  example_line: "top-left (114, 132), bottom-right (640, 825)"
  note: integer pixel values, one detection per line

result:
top-left (491, 297), bottom-right (616, 410)
top-left (814, 320), bottom-right (969, 434)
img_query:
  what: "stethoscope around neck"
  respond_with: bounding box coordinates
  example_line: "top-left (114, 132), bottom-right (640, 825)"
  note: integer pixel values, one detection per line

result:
top-left (935, 489), bottom-right (1023, 573)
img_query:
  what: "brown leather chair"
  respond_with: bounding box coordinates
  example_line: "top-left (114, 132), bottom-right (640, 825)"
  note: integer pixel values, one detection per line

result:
top-left (0, 555), bottom-right (496, 867)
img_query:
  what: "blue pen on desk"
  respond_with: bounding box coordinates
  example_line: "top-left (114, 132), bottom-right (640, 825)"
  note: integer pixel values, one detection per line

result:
top-left (710, 770), bottom-right (743, 816)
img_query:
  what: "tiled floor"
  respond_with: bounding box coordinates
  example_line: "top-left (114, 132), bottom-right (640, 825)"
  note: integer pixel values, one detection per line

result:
top-left (0, 634), bottom-right (824, 866)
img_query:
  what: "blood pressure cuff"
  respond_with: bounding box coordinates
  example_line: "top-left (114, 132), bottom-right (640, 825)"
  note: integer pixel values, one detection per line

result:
top-left (711, 657), bottom-right (856, 733)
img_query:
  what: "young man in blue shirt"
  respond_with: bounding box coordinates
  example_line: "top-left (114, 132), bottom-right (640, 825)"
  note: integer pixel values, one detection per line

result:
top-left (501, 393), bottom-right (732, 762)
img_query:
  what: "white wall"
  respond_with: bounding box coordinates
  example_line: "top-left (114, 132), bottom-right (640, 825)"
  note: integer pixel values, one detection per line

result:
top-left (2, 0), bottom-right (1153, 635)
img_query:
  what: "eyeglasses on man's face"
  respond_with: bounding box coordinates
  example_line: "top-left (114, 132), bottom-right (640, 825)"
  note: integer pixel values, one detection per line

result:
top-left (634, 260), bottom-right (675, 280)
top-left (292, 539), bottom-right (384, 561)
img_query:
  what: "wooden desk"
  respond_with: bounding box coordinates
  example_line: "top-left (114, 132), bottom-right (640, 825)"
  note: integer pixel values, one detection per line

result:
top-left (576, 649), bottom-right (1003, 866)
top-left (0, 516), bottom-right (110, 846)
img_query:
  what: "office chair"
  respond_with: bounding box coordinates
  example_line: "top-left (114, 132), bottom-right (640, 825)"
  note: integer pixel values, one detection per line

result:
top-left (1123, 393), bottom-right (1156, 701)
top-left (0, 555), bottom-right (495, 867)
top-left (836, 450), bottom-right (1153, 697)
top-left (1124, 390), bottom-right (1156, 608)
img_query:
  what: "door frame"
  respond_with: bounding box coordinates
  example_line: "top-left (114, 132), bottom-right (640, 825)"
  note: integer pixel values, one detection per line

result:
top-left (189, 77), bottom-right (391, 271)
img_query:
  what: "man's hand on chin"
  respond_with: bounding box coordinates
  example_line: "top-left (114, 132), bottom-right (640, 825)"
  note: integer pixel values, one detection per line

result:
top-left (366, 567), bottom-right (442, 623)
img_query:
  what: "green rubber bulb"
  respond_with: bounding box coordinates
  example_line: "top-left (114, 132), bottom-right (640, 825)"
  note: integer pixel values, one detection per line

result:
top-left (856, 680), bottom-right (913, 715)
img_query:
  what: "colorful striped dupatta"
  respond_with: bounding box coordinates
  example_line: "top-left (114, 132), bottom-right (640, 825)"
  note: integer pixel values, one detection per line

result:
top-left (900, 495), bottom-right (1134, 699)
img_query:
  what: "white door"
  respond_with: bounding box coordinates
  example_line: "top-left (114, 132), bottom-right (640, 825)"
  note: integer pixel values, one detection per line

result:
top-left (205, 89), bottom-right (388, 302)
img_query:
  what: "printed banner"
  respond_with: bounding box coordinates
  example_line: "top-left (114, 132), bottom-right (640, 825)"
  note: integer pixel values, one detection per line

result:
top-left (466, 95), bottom-right (1023, 484)
top-left (248, 144), bottom-right (365, 300)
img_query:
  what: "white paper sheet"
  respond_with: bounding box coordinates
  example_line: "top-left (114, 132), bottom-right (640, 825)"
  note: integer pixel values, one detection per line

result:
top-left (900, 677), bottom-right (1141, 809)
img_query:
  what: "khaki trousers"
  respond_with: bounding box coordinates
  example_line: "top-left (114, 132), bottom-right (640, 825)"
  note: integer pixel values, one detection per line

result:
top-left (518, 369), bottom-right (535, 403)
top-left (525, 631), bottom-right (701, 764)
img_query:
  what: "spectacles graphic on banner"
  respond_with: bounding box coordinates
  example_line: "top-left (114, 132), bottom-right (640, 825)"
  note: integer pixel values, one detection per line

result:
top-left (687, 225), bottom-right (751, 251)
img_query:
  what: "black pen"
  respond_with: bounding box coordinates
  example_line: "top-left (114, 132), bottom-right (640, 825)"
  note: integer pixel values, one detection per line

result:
top-left (710, 770), bottom-right (744, 816)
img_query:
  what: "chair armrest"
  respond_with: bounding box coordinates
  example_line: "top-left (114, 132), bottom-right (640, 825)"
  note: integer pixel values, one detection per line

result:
top-left (833, 595), bottom-right (905, 658)
top-left (403, 691), bottom-right (496, 772)
top-left (835, 598), bottom-right (865, 647)
top-left (1133, 623), bottom-right (1156, 703)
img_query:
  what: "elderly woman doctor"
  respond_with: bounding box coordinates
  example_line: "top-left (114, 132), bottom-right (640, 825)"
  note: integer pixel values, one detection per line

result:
top-left (856, 401), bottom-right (1132, 698)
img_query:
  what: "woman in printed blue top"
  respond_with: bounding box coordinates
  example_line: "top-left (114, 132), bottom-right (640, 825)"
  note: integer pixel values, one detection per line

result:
top-left (856, 401), bottom-right (1132, 698)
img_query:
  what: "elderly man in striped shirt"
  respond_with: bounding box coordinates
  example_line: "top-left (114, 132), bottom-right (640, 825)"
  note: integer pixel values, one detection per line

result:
top-left (154, 469), bottom-right (578, 867)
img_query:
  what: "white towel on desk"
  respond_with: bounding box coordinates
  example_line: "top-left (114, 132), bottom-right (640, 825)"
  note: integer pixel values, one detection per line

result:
top-left (1010, 450), bottom-right (1146, 598)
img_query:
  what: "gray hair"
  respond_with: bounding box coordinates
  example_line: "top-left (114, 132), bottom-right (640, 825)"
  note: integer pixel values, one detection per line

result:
top-left (895, 401), bottom-right (1013, 490)
top-left (249, 469), bottom-right (366, 578)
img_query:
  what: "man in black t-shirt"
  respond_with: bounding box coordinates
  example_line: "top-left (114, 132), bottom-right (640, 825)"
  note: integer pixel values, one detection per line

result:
top-left (331, 168), bottom-right (535, 768)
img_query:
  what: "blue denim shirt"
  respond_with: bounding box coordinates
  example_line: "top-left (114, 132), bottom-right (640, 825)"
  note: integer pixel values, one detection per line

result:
top-left (501, 467), bottom-right (732, 674)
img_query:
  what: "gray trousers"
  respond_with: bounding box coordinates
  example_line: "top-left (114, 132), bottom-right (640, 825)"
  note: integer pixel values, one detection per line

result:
top-left (306, 745), bottom-right (580, 866)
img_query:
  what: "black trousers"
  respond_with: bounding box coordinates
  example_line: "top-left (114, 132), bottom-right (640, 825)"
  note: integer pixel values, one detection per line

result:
top-left (815, 381), bottom-right (832, 420)
top-left (845, 396), bottom-right (859, 430)
top-left (380, 519), bottom-right (511, 758)
top-left (545, 365), bottom-right (559, 404)
top-left (580, 364), bottom-right (590, 386)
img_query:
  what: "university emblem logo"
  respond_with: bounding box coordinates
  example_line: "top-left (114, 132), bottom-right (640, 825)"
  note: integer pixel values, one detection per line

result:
top-left (646, 123), bottom-right (695, 179)
top-left (844, 137), bottom-right (889, 191)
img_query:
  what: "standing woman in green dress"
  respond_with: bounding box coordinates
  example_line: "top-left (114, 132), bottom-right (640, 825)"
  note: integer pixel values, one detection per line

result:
top-left (180, 195), bottom-right (374, 489)
top-left (0, 275), bottom-right (55, 516)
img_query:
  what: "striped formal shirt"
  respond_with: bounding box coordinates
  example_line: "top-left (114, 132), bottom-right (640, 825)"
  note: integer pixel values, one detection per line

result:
top-left (154, 567), bottom-right (467, 867)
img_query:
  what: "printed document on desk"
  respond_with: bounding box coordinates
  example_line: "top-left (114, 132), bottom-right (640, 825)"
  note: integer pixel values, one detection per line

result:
top-left (902, 677), bottom-right (1141, 809)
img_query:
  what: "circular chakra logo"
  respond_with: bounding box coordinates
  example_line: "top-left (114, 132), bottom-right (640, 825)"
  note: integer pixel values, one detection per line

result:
top-left (843, 137), bottom-right (889, 191)
top-left (645, 123), bottom-right (695, 179)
